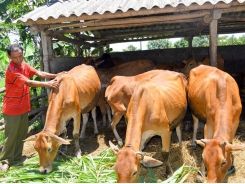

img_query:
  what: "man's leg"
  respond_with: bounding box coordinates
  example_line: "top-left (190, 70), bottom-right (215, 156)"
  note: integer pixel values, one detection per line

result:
top-left (14, 113), bottom-right (29, 161)
top-left (0, 114), bottom-right (21, 167)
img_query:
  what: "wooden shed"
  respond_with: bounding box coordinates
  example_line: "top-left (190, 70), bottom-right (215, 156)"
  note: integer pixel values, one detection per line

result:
top-left (15, 0), bottom-right (245, 73)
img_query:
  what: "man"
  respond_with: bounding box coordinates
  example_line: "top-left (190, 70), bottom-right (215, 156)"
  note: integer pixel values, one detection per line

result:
top-left (0, 44), bottom-right (59, 171)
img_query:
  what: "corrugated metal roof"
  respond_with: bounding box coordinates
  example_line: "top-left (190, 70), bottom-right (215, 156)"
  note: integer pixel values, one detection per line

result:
top-left (16, 0), bottom-right (245, 23)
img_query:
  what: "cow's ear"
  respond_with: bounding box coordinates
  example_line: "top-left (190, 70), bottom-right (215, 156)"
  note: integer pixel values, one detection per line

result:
top-left (24, 134), bottom-right (37, 142)
top-left (109, 140), bottom-right (119, 155)
top-left (195, 139), bottom-right (207, 147)
top-left (50, 134), bottom-right (71, 145)
top-left (141, 156), bottom-right (163, 167)
top-left (182, 60), bottom-right (187, 64)
top-left (227, 143), bottom-right (245, 151)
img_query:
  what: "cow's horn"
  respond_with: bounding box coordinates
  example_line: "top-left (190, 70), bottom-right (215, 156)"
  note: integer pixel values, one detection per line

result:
top-left (135, 152), bottom-right (144, 160)
top-left (221, 141), bottom-right (226, 147)
top-left (201, 139), bottom-right (207, 144)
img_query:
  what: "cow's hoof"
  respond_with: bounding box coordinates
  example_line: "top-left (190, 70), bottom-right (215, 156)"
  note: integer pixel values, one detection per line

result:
top-left (118, 140), bottom-right (124, 148)
top-left (94, 132), bottom-right (99, 137)
top-left (75, 150), bottom-right (82, 158)
top-left (79, 137), bottom-right (85, 142)
top-left (188, 143), bottom-right (197, 149)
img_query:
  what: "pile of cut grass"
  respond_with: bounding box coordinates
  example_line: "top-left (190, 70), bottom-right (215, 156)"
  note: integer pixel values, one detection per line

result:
top-left (0, 148), bottom-right (117, 183)
top-left (0, 148), bottom-right (195, 183)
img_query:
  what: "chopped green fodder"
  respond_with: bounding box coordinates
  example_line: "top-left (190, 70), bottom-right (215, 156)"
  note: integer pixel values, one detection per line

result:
top-left (0, 148), bottom-right (196, 183)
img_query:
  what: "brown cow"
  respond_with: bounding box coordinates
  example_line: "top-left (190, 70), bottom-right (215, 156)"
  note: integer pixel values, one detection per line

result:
top-left (181, 54), bottom-right (225, 147)
top-left (24, 64), bottom-right (101, 173)
top-left (110, 70), bottom-right (187, 182)
top-left (187, 65), bottom-right (245, 182)
top-left (82, 54), bottom-right (124, 69)
top-left (155, 63), bottom-right (184, 72)
top-left (181, 54), bottom-right (224, 77)
top-left (105, 70), bottom-right (183, 147)
top-left (81, 59), bottom-right (155, 137)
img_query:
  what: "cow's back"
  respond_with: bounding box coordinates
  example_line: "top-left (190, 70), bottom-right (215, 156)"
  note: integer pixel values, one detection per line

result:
top-left (52, 64), bottom-right (101, 114)
top-left (126, 71), bottom-right (187, 132)
top-left (97, 59), bottom-right (155, 90)
top-left (188, 65), bottom-right (241, 123)
top-left (106, 70), bottom-right (176, 111)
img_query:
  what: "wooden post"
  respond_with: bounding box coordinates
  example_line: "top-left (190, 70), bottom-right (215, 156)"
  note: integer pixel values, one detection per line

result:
top-left (209, 9), bottom-right (221, 67)
top-left (40, 30), bottom-right (53, 124)
top-left (40, 31), bottom-right (52, 73)
top-left (187, 37), bottom-right (193, 59)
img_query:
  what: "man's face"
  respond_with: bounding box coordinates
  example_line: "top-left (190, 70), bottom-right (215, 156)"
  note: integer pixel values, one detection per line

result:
top-left (8, 49), bottom-right (24, 66)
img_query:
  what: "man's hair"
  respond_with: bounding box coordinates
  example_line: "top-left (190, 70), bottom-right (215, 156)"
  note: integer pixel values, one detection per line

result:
top-left (7, 44), bottom-right (23, 56)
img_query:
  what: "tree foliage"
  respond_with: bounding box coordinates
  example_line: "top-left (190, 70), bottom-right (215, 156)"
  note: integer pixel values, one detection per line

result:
top-left (174, 38), bottom-right (188, 48)
top-left (122, 44), bottom-right (139, 51)
top-left (147, 39), bottom-right (173, 50)
top-left (144, 34), bottom-right (245, 50)
top-left (192, 35), bottom-right (209, 47)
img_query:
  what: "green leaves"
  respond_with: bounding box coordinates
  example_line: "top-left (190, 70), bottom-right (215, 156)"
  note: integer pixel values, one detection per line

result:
top-left (0, 147), bottom-right (196, 183)
top-left (0, 148), bottom-right (118, 183)
top-left (162, 164), bottom-right (197, 183)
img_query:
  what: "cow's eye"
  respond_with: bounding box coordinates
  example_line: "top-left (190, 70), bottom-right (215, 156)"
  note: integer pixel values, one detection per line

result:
top-left (47, 147), bottom-right (52, 153)
top-left (221, 159), bottom-right (226, 167)
top-left (132, 170), bottom-right (138, 178)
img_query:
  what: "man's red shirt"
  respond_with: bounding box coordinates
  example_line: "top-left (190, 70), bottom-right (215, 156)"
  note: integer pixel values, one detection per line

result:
top-left (2, 61), bottom-right (37, 116)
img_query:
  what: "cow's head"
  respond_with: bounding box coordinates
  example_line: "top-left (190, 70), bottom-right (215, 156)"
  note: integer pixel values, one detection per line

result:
top-left (196, 139), bottom-right (245, 183)
top-left (181, 57), bottom-right (198, 77)
top-left (24, 131), bottom-right (70, 174)
top-left (109, 141), bottom-right (162, 183)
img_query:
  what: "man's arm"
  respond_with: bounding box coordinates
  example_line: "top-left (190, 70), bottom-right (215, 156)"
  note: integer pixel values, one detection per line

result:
top-left (25, 79), bottom-right (59, 89)
top-left (35, 71), bottom-right (58, 79)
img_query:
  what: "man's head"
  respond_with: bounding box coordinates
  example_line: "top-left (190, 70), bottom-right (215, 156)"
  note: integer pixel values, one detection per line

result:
top-left (7, 44), bottom-right (24, 66)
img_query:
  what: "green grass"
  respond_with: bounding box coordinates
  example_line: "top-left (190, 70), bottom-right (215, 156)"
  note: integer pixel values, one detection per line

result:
top-left (0, 148), bottom-right (118, 183)
top-left (0, 146), bottom-right (196, 183)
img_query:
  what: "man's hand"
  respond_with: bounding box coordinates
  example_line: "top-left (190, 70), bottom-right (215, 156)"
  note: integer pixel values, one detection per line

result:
top-left (47, 79), bottom-right (59, 89)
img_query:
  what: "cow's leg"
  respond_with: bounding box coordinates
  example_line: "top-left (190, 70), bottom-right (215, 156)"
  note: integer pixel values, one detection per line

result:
top-left (191, 114), bottom-right (199, 148)
top-left (73, 113), bottom-right (82, 158)
top-left (91, 107), bottom-right (99, 136)
top-left (160, 130), bottom-right (172, 178)
top-left (175, 124), bottom-right (182, 147)
top-left (111, 111), bottom-right (124, 147)
top-left (105, 103), bottom-right (112, 129)
top-left (98, 100), bottom-right (107, 128)
top-left (204, 117), bottom-right (214, 139)
top-left (79, 113), bottom-right (89, 141)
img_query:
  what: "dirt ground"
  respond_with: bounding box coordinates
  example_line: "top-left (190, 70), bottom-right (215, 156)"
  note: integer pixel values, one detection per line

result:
top-left (23, 106), bottom-right (245, 183)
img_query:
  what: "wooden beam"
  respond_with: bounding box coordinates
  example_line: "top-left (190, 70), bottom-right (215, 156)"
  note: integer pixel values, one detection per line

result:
top-left (220, 17), bottom-right (245, 21)
top-left (22, 2), bottom-right (241, 25)
top-left (101, 27), bottom-right (196, 39)
top-left (51, 32), bottom-right (99, 47)
top-left (58, 16), bottom-right (207, 34)
top-left (48, 10), bottom-right (211, 31)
